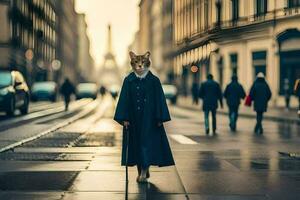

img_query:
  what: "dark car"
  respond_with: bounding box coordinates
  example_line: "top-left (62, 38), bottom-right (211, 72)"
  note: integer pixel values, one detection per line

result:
top-left (76, 83), bottom-right (98, 100)
top-left (31, 81), bottom-right (58, 102)
top-left (162, 84), bottom-right (178, 105)
top-left (0, 70), bottom-right (30, 116)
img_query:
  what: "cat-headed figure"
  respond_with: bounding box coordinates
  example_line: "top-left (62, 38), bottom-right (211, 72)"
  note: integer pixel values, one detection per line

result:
top-left (129, 51), bottom-right (151, 76)
top-left (114, 50), bottom-right (175, 183)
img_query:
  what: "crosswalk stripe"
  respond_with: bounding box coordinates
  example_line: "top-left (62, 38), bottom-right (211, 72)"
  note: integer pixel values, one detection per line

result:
top-left (169, 134), bottom-right (198, 144)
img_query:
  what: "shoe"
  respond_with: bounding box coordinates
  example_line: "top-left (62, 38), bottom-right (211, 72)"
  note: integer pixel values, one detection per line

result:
top-left (137, 171), bottom-right (148, 183)
top-left (136, 175), bottom-right (141, 182)
top-left (230, 124), bottom-right (234, 132)
top-left (254, 125), bottom-right (258, 134)
top-left (206, 128), bottom-right (209, 135)
top-left (231, 125), bottom-right (236, 132)
top-left (213, 130), bottom-right (217, 135)
top-left (137, 176), bottom-right (148, 183)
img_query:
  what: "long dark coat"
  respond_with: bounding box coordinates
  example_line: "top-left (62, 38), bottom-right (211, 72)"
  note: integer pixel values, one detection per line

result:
top-left (249, 78), bottom-right (272, 112)
top-left (114, 71), bottom-right (175, 167)
top-left (224, 80), bottom-right (246, 109)
top-left (198, 79), bottom-right (223, 111)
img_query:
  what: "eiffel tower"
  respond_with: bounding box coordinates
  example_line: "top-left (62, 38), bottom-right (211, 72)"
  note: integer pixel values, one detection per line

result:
top-left (98, 24), bottom-right (121, 88)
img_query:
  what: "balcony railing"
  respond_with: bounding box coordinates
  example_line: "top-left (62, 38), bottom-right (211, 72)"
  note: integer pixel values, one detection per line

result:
top-left (175, 7), bottom-right (300, 45)
top-left (220, 7), bottom-right (299, 30)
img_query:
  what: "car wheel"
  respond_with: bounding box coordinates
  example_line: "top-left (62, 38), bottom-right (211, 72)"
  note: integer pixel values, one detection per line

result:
top-left (6, 98), bottom-right (15, 116)
top-left (20, 96), bottom-right (29, 115)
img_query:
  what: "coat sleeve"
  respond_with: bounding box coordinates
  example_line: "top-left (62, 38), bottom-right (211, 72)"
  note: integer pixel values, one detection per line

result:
top-left (249, 84), bottom-right (255, 99)
top-left (217, 84), bottom-right (223, 107)
top-left (266, 84), bottom-right (272, 101)
top-left (155, 78), bottom-right (171, 123)
top-left (240, 85), bottom-right (246, 99)
top-left (198, 84), bottom-right (204, 99)
top-left (223, 85), bottom-right (229, 99)
top-left (113, 78), bottom-right (130, 125)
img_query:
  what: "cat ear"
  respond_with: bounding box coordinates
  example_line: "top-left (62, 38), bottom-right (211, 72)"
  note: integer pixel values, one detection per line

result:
top-left (144, 51), bottom-right (151, 59)
top-left (129, 51), bottom-right (136, 59)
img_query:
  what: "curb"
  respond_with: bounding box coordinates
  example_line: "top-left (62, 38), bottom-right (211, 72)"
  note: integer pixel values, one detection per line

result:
top-left (178, 104), bottom-right (299, 124)
top-left (0, 100), bottom-right (100, 153)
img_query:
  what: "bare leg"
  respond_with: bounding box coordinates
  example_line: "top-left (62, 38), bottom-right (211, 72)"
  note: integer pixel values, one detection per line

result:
top-left (137, 167), bottom-right (149, 183)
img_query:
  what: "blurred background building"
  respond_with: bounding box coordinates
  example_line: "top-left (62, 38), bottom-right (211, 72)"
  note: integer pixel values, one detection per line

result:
top-left (0, 0), bottom-right (95, 87)
top-left (137, 0), bottom-right (173, 83)
top-left (172, 0), bottom-right (300, 106)
top-left (77, 13), bottom-right (96, 83)
top-left (52, 0), bottom-right (79, 84)
top-left (0, 0), bottom-right (57, 86)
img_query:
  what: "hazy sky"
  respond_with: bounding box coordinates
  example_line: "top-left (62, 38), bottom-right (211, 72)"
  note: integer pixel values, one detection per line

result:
top-left (75, 0), bottom-right (140, 67)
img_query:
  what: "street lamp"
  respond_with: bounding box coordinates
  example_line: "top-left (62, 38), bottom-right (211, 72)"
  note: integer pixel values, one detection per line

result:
top-left (51, 59), bottom-right (61, 82)
top-left (51, 59), bottom-right (61, 71)
top-left (25, 49), bottom-right (34, 87)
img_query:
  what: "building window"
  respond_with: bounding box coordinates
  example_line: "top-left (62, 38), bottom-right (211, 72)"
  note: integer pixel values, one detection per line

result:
top-left (231, 0), bottom-right (239, 22)
top-left (288, 0), bottom-right (300, 8)
top-left (230, 53), bottom-right (238, 75)
top-left (252, 51), bottom-right (267, 78)
top-left (204, 0), bottom-right (209, 29)
top-left (218, 57), bottom-right (224, 88)
top-left (256, 0), bottom-right (268, 16)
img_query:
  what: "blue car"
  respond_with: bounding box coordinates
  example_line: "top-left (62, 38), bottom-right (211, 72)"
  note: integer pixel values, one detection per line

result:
top-left (31, 81), bottom-right (58, 102)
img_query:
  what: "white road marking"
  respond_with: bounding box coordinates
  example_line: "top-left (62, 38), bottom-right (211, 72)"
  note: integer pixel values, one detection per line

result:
top-left (169, 134), bottom-right (198, 144)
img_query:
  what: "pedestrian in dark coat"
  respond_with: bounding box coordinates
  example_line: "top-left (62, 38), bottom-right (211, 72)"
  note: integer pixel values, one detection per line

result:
top-left (191, 82), bottom-right (199, 105)
top-left (249, 72), bottom-right (272, 134)
top-left (198, 74), bottom-right (223, 135)
top-left (283, 78), bottom-right (291, 110)
top-left (99, 86), bottom-right (106, 97)
top-left (224, 75), bottom-right (246, 131)
top-left (60, 78), bottom-right (75, 111)
top-left (114, 51), bottom-right (174, 183)
top-left (294, 79), bottom-right (300, 111)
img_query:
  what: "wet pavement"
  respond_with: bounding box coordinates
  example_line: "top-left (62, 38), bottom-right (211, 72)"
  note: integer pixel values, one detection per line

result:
top-left (0, 97), bottom-right (299, 199)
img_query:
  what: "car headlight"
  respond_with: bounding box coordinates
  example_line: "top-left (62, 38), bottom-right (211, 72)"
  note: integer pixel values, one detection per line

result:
top-left (0, 88), bottom-right (9, 95)
top-left (0, 86), bottom-right (14, 96)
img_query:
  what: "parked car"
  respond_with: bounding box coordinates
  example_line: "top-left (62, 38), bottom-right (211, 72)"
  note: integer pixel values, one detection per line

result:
top-left (76, 83), bottom-right (98, 100)
top-left (162, 84), bottom-right (178, 105)
top-left (31, 81), bottom-right (58, 102)
top-left (0, 70), bottom-right (30, 116)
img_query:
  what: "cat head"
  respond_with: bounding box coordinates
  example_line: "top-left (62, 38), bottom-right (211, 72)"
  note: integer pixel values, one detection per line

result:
top-left (129, 51), bottom-right (151, 75)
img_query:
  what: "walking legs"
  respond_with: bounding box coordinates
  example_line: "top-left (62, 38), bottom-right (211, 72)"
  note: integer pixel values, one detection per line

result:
top-left (255, 111), bottom-right (264, 134)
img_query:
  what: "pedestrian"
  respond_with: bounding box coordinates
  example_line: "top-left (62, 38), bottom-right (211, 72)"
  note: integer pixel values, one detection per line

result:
top-left (60, 78), bottom-right (75, 111)
top-left (294, 79), bottom-right (300, 116)
top-left (198, 74), bottom-right (223, 135)
top-left (114, 51), bottom-right (175, 183)
top-left (191, 82), bottom-right (199, 105)
top-left (283, 78), bottom-right (291, 110)
top-left (99, 85), bottom-right (106, 97)
top-left (249, 72), bottom-right (272, 134)
top-left (223, 75), bottom-right (246, 132)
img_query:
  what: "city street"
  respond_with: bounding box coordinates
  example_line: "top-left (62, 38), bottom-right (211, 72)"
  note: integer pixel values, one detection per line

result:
top-left (0, 96), bottom-right (299, 200)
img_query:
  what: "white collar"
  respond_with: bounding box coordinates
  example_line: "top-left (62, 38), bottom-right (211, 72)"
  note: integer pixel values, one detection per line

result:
top-left (134, 69), bottom-right (149, 79)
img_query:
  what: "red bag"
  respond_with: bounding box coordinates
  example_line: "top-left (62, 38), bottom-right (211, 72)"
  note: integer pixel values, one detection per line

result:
top-left (244, 94), bottom-right (252, 107)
